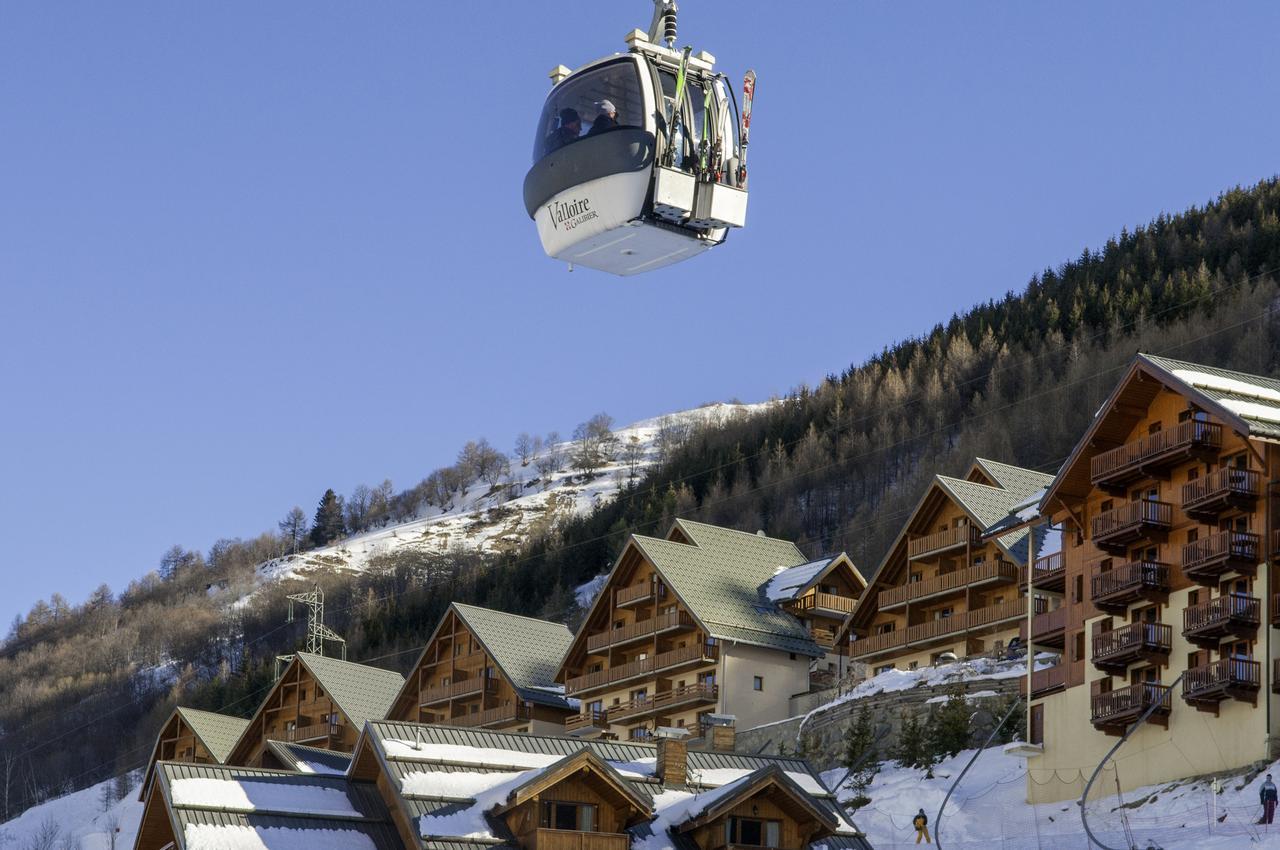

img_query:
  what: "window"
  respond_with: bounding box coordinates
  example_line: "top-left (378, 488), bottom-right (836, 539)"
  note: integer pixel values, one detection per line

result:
top-left (532, 59), bottom-right (643, 163)
top-left (299, 688), bottom-right (307, 702)
top-left (908, 661), bottom-right (919, 671)
top-left (1187, 528), bottom-right (1199, 545)
top-left (874, 664), bottom-right (895, 675)
top-left (876, 622), bottom-right (895, 635)
top-left (1030, 704), bottom-right (1044, 746)
top-left (752, 676), bottom-right (764, 691)
top-left (909, 572), bottom-right (923, 584)
top-left (725, 817), bottom-right (781, 848)
top-left (1186, 467), bottom-right (1199, 482)
top-left (1147, 421), bottom-right (1162, 435)
top-left (1188, 590), bottom-right (1199, 608)
top-left (541, 801), bottom-right (597, 832)
top-left (936, 607), bottom-right (954, 620)
top-left (1074, 575), bottom-right (1084, 603)
top-left (1073, 631), bottom-right (1085, 662)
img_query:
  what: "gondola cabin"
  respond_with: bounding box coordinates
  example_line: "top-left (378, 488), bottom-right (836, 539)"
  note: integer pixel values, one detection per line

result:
top-left (523, 23), bottom-right (750, 276)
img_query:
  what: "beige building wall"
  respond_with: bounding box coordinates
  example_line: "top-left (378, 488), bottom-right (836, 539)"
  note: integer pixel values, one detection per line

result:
top-left (1027, 574), bottom-right (1274, 804)
top-left (719, 643), bottom-right (812, 730)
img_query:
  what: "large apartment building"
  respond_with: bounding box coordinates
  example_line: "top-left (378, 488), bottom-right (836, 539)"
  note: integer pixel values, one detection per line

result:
top-left (558, 519), bottom-right (862, 740)
top-left (1025, 354), bottom-right (1280, 803)
top-left (840, 459), bottom-right (1055, 671)
top-left (385, 602), bottom-right (576, 733)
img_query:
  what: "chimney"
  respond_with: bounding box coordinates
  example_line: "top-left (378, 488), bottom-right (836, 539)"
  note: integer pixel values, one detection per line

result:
top-left (655, 727), bottom-right (690, 786)
top-left (703, 713), bottom-right (737, 752)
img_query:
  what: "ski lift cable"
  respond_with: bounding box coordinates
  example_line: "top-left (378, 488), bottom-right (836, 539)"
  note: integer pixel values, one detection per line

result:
top-left (1079, 671), bottom-right (1186, 850)
top-left (934, 693), bottom-right (1024, 850)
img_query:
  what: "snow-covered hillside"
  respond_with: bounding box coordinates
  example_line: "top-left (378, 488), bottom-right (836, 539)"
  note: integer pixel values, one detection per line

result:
top-left (257, 403), bottom-right (769, 585)
top-left (0, 777), bottom-right (142, 850)
top-left (829, 745), bottom-right (1280, 849)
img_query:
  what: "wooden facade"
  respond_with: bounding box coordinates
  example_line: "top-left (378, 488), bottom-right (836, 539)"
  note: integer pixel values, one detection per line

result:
top-left (842, 461), bottom-right (1051, 670)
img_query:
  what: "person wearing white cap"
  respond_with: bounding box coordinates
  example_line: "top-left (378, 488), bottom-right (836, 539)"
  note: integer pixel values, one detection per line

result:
top-left (587, 99), bottom-right (619, 135)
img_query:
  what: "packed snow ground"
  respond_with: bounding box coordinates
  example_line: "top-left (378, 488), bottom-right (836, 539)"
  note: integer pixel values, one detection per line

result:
top-left (258, 402), bottom-right (769, 585)
top-left (830, 746), bottom-right (1280, 849)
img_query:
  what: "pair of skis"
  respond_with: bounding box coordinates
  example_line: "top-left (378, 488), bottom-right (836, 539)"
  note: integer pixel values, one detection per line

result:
top-left (737, 68), bottom-right (755, 187)
top-left (664, 49), bottom-right (756, 189)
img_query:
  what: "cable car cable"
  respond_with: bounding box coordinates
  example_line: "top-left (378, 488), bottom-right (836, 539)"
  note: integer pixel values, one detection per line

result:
top-left (933, 694), bottom-right (1024, 850)
top-left (1079, 671), bottom-right (1186, 850)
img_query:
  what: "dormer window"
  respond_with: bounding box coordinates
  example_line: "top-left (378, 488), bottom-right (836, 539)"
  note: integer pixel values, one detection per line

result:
top-left (726, 816), bottom-right (781, 848)
top-left (542, 801), bottom-right (597, 831)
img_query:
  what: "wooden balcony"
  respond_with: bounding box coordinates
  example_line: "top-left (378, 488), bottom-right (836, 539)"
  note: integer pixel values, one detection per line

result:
top-left (1181, 531), bottom-right (1260, 585)
top-left (849, 599), bottom-right (1025, 659)
top-left (1090, 420), bottom-right (1222, 492)
top-left (878, 560), bottom-right (1021, 611)
top-left (616, 582), bottom-right (665, 608)
top-left (1091, 682), bottom-right (1172, 734)
top-left (1181, 468), bottom-right (1260, 521)
top-left (1182, 659), bottom-right (1260, 713)
top-left (907, 524), bottom-right (981, 561)
top-left (1019, 664), bottom-right (1067, 697)
top-left (449, 701), bottom-right (532, 729)
top-left (534, 829), bottom-right (629, 850)
top-left (284, 721), bottom-right (342, 744)
top-left (565, 710), bottom-right (609, 734)
top-left (810, 626), bottom-right (838, 651)
top-left (420, 677), bottom-right (497, 705)
top-left (1090, 560), bottom-right (1170, 613)
top-left (789, 591), bottom-right (858, 617)
top-left (586, 610), bottom-right (696, 653)
top-left (1019, 604), bottom-right (1067, 649)
top-left (606, 683), bottom-right (718, 723)
top-left (1091, 622), bottom-right (1172, 674)
top-left (1090, 500), bottom-right (1172, 553)
top-left (1183, 593), bottom-right (1260, 648)
top-left (564, 644), bottom-right (719, 695)
top-left (1031, 551), bottom-right (1065, 593)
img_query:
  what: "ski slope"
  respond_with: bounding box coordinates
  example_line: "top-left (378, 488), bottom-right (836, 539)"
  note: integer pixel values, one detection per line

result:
top-left (256, 402), bottom-right (769, 585)
top-left (0, 777), bottom-right (142, 850)
top-left (829, 745), bottom-right (1280, 849)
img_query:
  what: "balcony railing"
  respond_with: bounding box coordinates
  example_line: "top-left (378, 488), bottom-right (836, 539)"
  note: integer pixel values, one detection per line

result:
top-left (1181, 531), bottom-right (1260, 583)
top-left (1020, 664), bottom-right (1067, 697)
top-left (606, 683), bottom-right (718, 723)
top-left (420, 677), bottom-right (497, 705)
top-left (1181, 468), bottom-right (1260, 519)
top-left (284, 721), bottom-right (341, 743)
top-left (616, 582), bottom-right (665, 607)
top-left (564, 644), bottom-right (719, 695)
top-left (1021, 606), bottom-right (1068, 645)
top-left (1091, 682), bottom-right (1172, 730)
top-left (1092, 622), bottom-right (1172, 671)
top-left (1090, 420), bottom-right (1222, 488)
top-left (564, 710), bottom-right (609, 733)
top-left (1182, 659), bottom-right (1261, 706)
top-left (1090, 560), bottom-right (1169, 612)
top-left (535, 829), bottom-right (630, 850)
top-left (449, 701), bottom-right (532, 729)
top-left (878, 560), bottom-right (1020, 610)
top-left (1031, 552), bottom-right (1065, 591)
top-left (907, 525), bottom-right (981, 560)
top-left (790, 591), bottom-right (859, 615)
top-left (1183, 593), bottom-right (1260, 646)
top-left (586, 610), bottom-right (696, 653)
top-left (1091, 500), bottom-right (1172, 550)
top-left (850, 599), bottom-right (1025, 659)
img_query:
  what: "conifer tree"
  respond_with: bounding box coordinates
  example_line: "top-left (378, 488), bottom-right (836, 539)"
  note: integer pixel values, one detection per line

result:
top-left (926, 686), bottom-right (974, 759)
top-left (892, 710), bottom-right (928, 770)
top-left (841, 703), bottom-right (879, 808)
top-left (310, 489), bottom-right (345, 547)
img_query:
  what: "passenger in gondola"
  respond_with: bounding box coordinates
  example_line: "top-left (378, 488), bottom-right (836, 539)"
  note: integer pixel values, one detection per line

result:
top-left (586, 100), bottom-right (619, 135)
top-left (544, 108), bottom-right (582, 153)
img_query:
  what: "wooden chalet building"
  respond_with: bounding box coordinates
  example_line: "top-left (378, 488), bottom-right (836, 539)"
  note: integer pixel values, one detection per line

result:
top-left (385, 602), bottom-right (576, 733)
top-left (224, 651), bottom-right (404, 767)
top-left (840, 459), bottom-right (1055, 671)
top-left (138, 707), bottom-right (248, 800)
top-left (557, 519), bottom-right (861, 741)
top-left (1024, 354), bottom-right (1280, 803)
top-left (135, 720), bottom-right (872, 850)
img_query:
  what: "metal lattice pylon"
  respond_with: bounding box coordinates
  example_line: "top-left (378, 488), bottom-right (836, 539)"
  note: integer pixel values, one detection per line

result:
top-left (275, 584), bottom-right (346, 678)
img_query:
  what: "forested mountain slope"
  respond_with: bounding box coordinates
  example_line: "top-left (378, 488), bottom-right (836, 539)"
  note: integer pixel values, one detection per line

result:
top-left (3, 178), bottom-right (1280, 824)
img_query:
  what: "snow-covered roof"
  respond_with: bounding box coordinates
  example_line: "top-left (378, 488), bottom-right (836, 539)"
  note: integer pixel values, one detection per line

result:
top-left (762, 558), bottom-right (835, 602)
top-left (153, 762), bottom-right (401, 850)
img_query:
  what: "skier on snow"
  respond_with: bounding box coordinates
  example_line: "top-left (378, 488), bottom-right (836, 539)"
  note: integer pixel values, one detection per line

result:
top-left (1261, 773), bottom-right (1278, 825)
top-left (913, 807), bottom-right (931, 844)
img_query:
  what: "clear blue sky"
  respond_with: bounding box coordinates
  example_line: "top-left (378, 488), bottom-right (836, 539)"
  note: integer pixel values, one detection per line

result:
top-left (2, 2), bottom-right (1278, 627)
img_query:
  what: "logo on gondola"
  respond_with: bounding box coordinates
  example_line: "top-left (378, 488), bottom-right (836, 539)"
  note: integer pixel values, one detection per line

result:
top-left (547, 197), bottom-right (598, 231)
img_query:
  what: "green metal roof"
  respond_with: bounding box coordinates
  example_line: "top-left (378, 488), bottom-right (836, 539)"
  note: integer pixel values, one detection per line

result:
top-left (297, 652), bottom-right (405, 731)
top-left (632, 520), bottom-right (821, 656)
top-left (175, 707), bottom-right (249, 764)
top-left (972, 458), bottom-right (1055, 499)
top-left (935, 475), bottom-right (1045, 564)
top-left (450, 603), bottom-right (574, 703)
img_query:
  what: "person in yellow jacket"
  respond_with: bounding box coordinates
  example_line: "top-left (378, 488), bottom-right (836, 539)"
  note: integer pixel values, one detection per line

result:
top-left (912, 808), bottom-right (931, 844)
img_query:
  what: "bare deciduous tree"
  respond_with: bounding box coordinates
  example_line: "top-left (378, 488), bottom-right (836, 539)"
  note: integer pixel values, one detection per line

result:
top-left (277, 507), bottom-right (309, 555)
